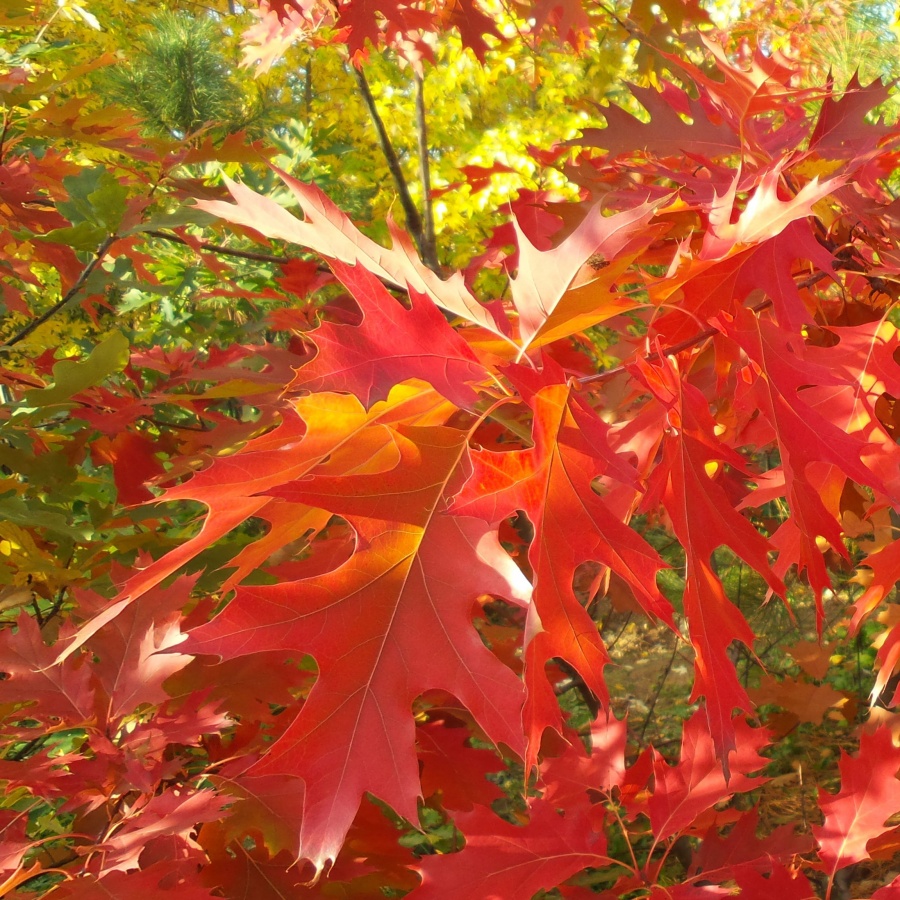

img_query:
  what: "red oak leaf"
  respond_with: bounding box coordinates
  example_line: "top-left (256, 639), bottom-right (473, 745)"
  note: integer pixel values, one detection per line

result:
top-left (574, 81), bottom-right (739, 160)
top-left (874, 875), bottom-right (900, 899)
top-left (634, 353), bottom-right (782, 767)
top-left (723, 308), bottom-right (884, 618)
top-left (43, 861), bottom-right (219, 899)
top-left (409, 799), bottom-right (614, 899)
top-left (97, 788), bottom-right (231, 873)
top-left (417, 719), bottom-right (504, 811)
top-left (78, 578), bottom-right (195, 724)
top-left (648, 711), bottom-right (770, 841)
top-left (539, 715), bottom-right (627, 806)
top-left (182, 425), bottom-right (530, 875)
top-left (0, 809), bottom-right (34, 881)
top-left (732, 864), bottom-right (817, 899)
top-left (690, 808), bottom-right (814, 880)
top-left (814, 725), bottom-right (900, 876)
top-left (809, 73), bottom-right (895, 160)
top-left (294, 258), bottom-right (488, 408)
top-left (0, 613), bottom-right (93, 724)
top-left (199, 822), bottom-right (312, 897)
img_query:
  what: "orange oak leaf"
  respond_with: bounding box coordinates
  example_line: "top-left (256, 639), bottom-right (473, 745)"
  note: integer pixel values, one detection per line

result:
top-left (453, 364), bottom-right (671, 766)
top-left (60, 386), bottom-right (453, 659)
top-left (508, 196), bottom-right (664, 356)
top-left (211, 773), bottom-right (306, 858)
top-left (701, 164), bottom-right (842, 263)
top-left (748, 674), bottom-right (846, 726)
top-left (196, 171), bottom-right (510, 342)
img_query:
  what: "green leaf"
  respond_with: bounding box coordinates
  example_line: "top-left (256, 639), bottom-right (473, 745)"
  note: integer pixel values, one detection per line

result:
top-left (0, 496), bottom-right (87, 540)
top-left (56, 166), bottom-right (129, 234)
top-left (22, 332), bottom-right (130, 408)
top-left (34, 221), bottom-right (107, 251)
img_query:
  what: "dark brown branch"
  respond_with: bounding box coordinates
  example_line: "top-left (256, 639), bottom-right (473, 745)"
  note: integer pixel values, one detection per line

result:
top-left (0, 108), bottom-right (11, 165)
top-left (413, 70), bottom-right (439, 273)
top-left (351, 64), bottom-right (429, 264)
top-left (1, 235), bottom-right (115, 350)
top-left (579, 270), bottom-right (830, 386)
top-left (304, 55), bottom-right (313, 127)
top-left (144, 229), bottom-right (299, 265)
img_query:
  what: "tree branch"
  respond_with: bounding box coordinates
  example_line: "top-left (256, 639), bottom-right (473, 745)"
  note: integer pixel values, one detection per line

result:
top-left (352, 64), bottom-right (431, 267)
top-left (304, 55), bottom-right (313, 128)
top-left (413, 70), bottom-right (439, 273)
top-left (144, 229), bottom-right (303, 265)
top-left (1, 236), bottom-right (115, 350)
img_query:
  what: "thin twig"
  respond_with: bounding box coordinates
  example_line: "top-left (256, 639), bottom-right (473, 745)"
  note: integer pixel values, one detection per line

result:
top-left (304, 55), bottom-right (313, 127)
top-left (1, 236), bottom-right (116, 350)
top-left (579, 299), bottom-right (772, 386)
top-left (638, 641), bottom-right (679, 743)
top-left (413, 70), bottom-right (439, 273)
top-left (143, 230), bottom-right (296, 265)
top-left (140, 415), bottom-right (209, 433)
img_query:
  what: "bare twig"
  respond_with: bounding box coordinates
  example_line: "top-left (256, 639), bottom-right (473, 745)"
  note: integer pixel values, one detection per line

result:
top-left (413, 70), bottom-right (439, 273)
top-left (638, 641), bottom-right (679, 743)
top-left (1, 236), bottom-right (116, 350)
top-left (304, 55), bottom-right (313, 127)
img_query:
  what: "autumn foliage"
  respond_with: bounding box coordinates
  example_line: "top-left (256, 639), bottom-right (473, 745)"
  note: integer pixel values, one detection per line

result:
top-left (7, 0), bottom-right (900, 897)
